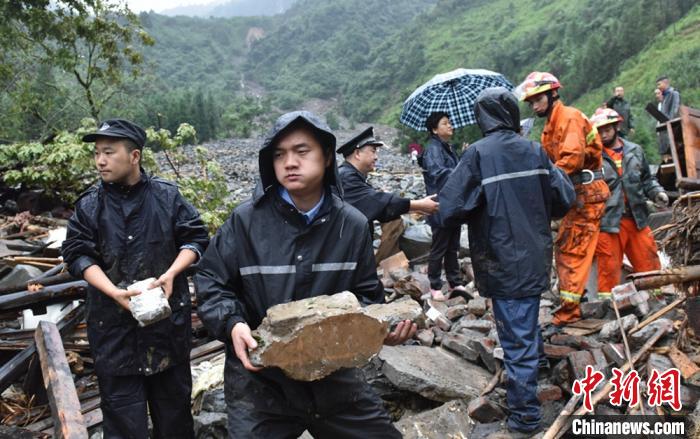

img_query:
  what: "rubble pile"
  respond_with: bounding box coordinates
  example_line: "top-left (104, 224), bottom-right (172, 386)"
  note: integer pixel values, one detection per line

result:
top-left (657, 192), bottom-right (700, 266)
top-left (2, 138), bottom-right (700, 438)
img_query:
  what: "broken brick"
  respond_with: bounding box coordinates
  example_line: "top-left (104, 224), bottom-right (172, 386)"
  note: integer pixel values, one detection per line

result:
top-left (467, 396), bottom-right (505, 423)
top-left (544, 344), bottom-right (577, 359)
top-left (537, 384), bottom-right (564, 403)
top-left (567, 350), bottom-right (596, 380)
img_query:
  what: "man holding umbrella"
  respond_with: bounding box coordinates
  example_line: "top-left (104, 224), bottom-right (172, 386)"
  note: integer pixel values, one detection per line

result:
top-left (337, 126), bottom-right (439, 231)
top-left (521, 71), bottom-right (610, 326)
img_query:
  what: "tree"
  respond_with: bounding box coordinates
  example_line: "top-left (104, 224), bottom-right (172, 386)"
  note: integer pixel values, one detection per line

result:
top-left (0, 1), bottom-right (154, 121)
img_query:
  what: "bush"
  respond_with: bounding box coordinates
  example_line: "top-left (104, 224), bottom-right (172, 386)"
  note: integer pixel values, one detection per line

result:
top-left (1, 120), bottom-right (234, 233)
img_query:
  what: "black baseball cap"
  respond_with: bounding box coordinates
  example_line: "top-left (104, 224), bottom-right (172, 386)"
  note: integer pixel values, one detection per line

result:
top-left (336, 126), bottom-right (384, 157)
top-left (82, 119), bottom-right (147, 148)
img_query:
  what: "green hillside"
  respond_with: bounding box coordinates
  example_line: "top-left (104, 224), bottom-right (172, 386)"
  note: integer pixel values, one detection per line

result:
top-left (1, 0), bottom-right (698, 156)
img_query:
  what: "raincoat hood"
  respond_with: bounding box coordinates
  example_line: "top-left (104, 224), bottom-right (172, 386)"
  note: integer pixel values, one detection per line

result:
top-left (257, 111), bottom-right (340, 201)
top-left (475, 87), bottom-right (520, 135)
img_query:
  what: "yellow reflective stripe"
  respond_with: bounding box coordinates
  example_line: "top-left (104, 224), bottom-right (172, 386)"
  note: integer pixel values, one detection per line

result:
top-left (614, 160), bottom-right (622, 167)
top-left (586, 126), bottom-right (598, 145)
top-left (597, 292), bottom-right (612, 300)
top-left (560, 290), bottom-right (581, 303)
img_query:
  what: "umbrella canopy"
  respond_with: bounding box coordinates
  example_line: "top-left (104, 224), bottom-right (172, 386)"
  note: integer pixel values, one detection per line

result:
top-left (400, 68), bottom-right (514, 131)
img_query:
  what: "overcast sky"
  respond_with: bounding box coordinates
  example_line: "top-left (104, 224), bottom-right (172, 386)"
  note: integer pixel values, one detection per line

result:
top-left (125, 0), bottom-right (223, 13)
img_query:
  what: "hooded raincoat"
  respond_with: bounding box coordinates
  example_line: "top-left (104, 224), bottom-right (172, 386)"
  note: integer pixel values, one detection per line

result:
top-left (439, 88), bottom-right (575, 299)
top-left (439, 87), bottom-right (575, 434)
top-left (194, 112), bottom-right (399, 438)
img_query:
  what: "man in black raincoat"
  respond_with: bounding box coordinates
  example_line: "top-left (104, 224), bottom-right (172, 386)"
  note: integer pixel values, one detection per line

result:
top-left (194, 111), bottom-right (415, 438)
top-left (61, 119), bottom-right (210, 438)
top-left (337, 126), bottom-right (438, 229)
top-left (439, 88), bottom-right (575, 435)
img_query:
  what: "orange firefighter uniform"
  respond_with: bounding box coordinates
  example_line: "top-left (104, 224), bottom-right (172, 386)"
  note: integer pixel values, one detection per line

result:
top-left (590, 108), bottom-right (665, 299)
top-left (542, 101), bottom-right (609, 324)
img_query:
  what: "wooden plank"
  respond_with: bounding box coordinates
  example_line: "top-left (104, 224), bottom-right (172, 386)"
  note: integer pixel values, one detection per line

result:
top-left (34, 321), bottom-right (87, 439)
top-left (680, 105), bottom-right (700, 179)
top-left (190, 339), bottom-right (224, 360)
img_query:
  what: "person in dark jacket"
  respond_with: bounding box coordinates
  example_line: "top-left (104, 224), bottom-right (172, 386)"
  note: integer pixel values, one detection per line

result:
top-left (337, 126), bottom-right (438, 229)
top-left (439, 88), bottom-right (575, 435)
top-left (194, 111), bottom-right (415, 438)
top-left (420, 111), bottom-right (467, 300)
top-left (606, 86), bottom-right (634, 138)
top-left (590, 108), bottom-right (668, 300)
top-left (656, 75), bottom-right (681, 157)
top-left (61, 119), bottom-right (209, 439)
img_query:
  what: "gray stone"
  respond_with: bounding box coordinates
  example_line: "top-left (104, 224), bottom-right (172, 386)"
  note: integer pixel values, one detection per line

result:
top-left (599, 314), bottom-right (639, 341)
top-left (468, 297), bottom-right (488, 317)
top-left (193, 411), bottom-right (227, 439)
top-left (395, 400), bottom-right (473, 439)
top-left (0, 264), bottom-right (43, 288)
top-left (249, 292), bottom-right (422, 381)
top-left (454, 319), bottom-right (494, 334)
top-left (629, 318), bottom-right (673, 350)
top-left (201, 388), bottom-right (226, 413)
top-left (416, 329), bottom-right (434, 346)
top-left (580, 301), bottom-right (608, 319)
top-left (379, 345), bottom-right (491, 402)
top-left (441, 332), bottom-right (480, 362)
top-left (445, 304), bottom-right (468, 320)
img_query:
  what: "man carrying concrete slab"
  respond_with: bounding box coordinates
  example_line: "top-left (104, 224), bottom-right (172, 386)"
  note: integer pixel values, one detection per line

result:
top-left (194, 111), bottom-right (415, 438)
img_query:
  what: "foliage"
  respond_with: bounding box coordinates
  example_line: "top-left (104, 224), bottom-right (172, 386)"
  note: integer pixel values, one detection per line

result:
top-left (147, 124), bottom-right (236, 232)
top-left (0, 118), bottom-right (97, 203)
top-left (1, 121), bottom-right (234, 232)
top-left (221, 95), bottom-right (271, 138)
top-left (1, 1), bottom-right (154, 122)
top-left (244, 0), bottom-right (437, 108)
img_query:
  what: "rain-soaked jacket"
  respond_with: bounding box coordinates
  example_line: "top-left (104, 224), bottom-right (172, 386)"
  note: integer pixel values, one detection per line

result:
top-left (338, 161), bottom-right (410, 223)
top-left (421, 134), bottom-right (459, 227)
top-left (194, 112), bottom-right (385, 422)
top-left (439, 88), bottom-right (575, 299)
top-left (61, 173), bottom-right (209, 376)
top-left (600, 139), bottom-right (663, 233)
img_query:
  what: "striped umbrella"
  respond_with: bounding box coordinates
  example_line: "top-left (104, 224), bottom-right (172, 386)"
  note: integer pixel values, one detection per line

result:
top-left (400, 68), bottom-right (514, 131)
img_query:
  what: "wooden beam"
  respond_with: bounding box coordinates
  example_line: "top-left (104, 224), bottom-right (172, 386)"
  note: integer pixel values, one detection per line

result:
top-left (34, 321), bottom-right (88, 439)
top-left (0, 280), bottom-right (86, 311)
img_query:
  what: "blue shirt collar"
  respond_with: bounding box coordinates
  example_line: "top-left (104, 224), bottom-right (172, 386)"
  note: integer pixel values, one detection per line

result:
top-left (277, 186), bottom-right (325, 224)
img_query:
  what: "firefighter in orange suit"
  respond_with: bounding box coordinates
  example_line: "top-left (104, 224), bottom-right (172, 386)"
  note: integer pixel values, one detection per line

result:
top-left (521, 72), bottom-right (610, 326)
top-left (590, 108), bottom-right (668, 299)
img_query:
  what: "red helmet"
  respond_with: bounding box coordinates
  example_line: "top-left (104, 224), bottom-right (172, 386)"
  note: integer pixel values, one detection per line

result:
top-left (520, 71), bottom-right (561, 101)
top-left (590, 107), bottom-right (623, 129)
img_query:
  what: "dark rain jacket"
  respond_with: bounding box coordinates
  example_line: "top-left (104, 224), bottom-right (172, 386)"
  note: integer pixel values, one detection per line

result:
top-left (421, 135), bottom-right (459, 227)
top-left (61, 174), bottom-right (209, 376)
top-left (194, 112), bottom-right (385, 420)
top-left (606, 96), bottom-right (634, 135)
top-left (338, 161), bottom-right (410, 224)
top-left (439, 88), bottom-right (575, 299)
top-left (661, 87), bottom-right (681, 120)
top-left (600, 139), bottom-right (663, 233)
